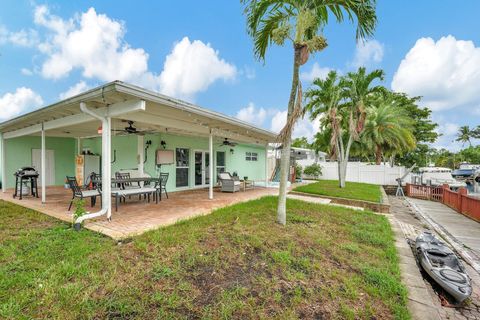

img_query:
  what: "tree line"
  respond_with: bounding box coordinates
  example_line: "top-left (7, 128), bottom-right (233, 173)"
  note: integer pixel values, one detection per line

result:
top-left (291, 67), bottom-right (438, 179)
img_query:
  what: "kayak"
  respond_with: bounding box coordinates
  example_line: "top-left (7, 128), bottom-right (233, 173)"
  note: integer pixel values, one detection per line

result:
top-left (415, 232), bottom-right (472, 303)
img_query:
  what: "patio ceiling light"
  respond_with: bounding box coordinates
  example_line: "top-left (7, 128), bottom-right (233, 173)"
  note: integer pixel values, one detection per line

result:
top-left (97, 126), bottom-right (102, 134)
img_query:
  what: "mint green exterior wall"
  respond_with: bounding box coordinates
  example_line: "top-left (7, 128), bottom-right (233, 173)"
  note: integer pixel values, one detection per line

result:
top-left (79, 133), bottom-right (267, 192)
top-left (0, 133), bottom-right (267, 192)
top-left (150, 134), bottom-right (267, 191)
top-left (1, 136), bottom-right (76, 188)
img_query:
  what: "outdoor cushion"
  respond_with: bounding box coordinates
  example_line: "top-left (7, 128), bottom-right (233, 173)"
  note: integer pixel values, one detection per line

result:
top-left (82, 190), bottom-right (101, 197)
top-left (219, 173), bottom-right (231, 180)
top-left (113, 187), bottom-right (156, 196)
top-left (233, 181), bottom-right (241, 186)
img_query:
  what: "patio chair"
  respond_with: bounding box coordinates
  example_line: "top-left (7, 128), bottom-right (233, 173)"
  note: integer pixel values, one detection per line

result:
top-left (115, 172), bottom-right (141, 190)
top-left (218, 172), bottom-right (241, 193)
top-left (66, 176), bottom-right (101, 211)
top-left (154, 172), bottom-right (169, 201)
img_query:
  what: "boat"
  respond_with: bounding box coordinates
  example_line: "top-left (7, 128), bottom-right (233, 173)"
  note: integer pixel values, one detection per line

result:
top-left (415, 232), bottom-right (472, 303)
top-left (416, 166), bottom-right (466, 190)
top-left (452, 168), bottom-right (476, 179)
top-left (452, 162), bottom-right (480, 180)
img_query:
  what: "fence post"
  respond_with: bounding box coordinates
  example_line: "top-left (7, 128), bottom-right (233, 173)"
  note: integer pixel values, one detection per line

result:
top-left (458, 187), bottom-right (467, 213)
top-left (406, 183), bottom-right (410, 197)
top-left (442, 184), bottom-right (449, 204)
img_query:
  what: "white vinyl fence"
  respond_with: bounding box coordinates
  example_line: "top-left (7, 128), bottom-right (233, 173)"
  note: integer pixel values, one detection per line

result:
top-left (306, 162), bottom-right (408, 186)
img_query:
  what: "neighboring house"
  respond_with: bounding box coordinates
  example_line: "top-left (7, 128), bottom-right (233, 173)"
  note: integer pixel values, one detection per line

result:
top-left (268, 146), bottom-right (326, 166)
top-left (291, 147), bottom-right (326, 168)
top-left (266, 146), bottom-right (326, 182)
top-left (0, 81), bottom-right (277, 221)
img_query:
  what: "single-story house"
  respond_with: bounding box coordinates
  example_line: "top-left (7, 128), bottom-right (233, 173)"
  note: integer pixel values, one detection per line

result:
top-left (0, 81), bottom-right (277, 229)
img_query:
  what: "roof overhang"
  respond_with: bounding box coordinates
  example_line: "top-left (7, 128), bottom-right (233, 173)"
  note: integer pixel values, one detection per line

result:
top-left (0, 81), bottom-right (277, 145)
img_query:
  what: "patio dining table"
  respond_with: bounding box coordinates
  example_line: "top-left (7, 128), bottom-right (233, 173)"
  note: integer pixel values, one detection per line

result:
top-left (91, 177), bottom-right (161, 211)
top-left (91, 177), bottom-right (160, 185)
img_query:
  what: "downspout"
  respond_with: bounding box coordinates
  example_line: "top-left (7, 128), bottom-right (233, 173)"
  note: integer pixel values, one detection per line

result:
top-left (74, 102), bottom-right (111, 228)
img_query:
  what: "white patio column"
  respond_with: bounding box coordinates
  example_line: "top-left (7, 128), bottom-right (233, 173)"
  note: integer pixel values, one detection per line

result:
top-left (137, 135), bottom-right (144, 176)
top-left (104, 116), bottom-right (112, 220)
top-left (209, 130), bottom-right (214, 199)
top-left (77, 102), bottom-right (115, 225)
top-left (41, 123), bottom-right (46, 203)
top-left (265, 143), bottom-right (269, 187)
top-left (76, 137), bottom-right (81, 155)
top-left (1, 133), bottom-right (5, 193)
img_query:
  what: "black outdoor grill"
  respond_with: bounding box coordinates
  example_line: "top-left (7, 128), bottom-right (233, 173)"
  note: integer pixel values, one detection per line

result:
top-left (13, 167), bottom-right (39, 200)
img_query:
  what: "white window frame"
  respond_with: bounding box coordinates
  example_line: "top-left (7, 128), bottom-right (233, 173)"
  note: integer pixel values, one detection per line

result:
top-left (216, 151), bottom-right (226, 172)
top-left (246, 151), bottom-right (258, 161)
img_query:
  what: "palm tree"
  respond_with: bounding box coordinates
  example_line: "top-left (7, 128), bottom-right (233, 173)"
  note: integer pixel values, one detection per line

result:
top-left (305, 70), bottom-right (343, 178)
top-left (361, 97), bottom-right (416, 164)
top-left (242, 0), bottom-right (377, 224)
top-left (456, 126), bottom-right (473, 147)
top-left (471, 125), bottom-right (480, 140)
top-left (334, 67), bottom-right (384, 187)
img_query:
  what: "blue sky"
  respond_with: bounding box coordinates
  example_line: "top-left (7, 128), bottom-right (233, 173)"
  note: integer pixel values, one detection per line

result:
top-left (1, 1), bottom-right (480, 150)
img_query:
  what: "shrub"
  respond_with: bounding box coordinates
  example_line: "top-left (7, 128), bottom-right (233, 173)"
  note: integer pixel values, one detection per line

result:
top-left (303, 163), bottom-right (322, 178)
top-left (72, 199), bottom-right (86, 226)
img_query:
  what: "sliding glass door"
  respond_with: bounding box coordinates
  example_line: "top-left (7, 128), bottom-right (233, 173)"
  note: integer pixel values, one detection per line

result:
top-left (194, 150), bottom-right (210, 187)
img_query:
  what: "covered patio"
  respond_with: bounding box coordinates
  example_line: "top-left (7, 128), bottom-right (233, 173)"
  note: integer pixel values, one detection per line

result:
top-left (0, 185), bottom-right (278, 239)
top-left (0, 81), bottom-right (278, 234)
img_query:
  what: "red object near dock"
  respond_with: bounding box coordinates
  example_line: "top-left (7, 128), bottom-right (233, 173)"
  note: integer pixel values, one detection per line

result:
top-left (406, 183), bottom-right (480, 222)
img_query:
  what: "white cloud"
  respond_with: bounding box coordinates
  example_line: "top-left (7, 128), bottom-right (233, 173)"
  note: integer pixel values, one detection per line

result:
top-left (0, 87), bottom-right (43, 121)
top-left (59, 81), bottom-right (91, 100)
top-left (271, 110), bottom-right (320, 141)
top-left (441, 122), bottom-right (460, 137)
top-left (235, 102), bottom-right (267, 126)
top-left (158, 37), bottom-right (236, 99)
top-left (431, 121), bottom-right (461, 151)
top-left (30, 6), bottom-right (236, 101)
top-left (21, 68), bottom-right (33, 76)
top-left (300, 62), bottom-right (331, 82)
top-left (392, 36), bottom-right (480, 111)
top-left (34, 6), bottom-right (149, 82)
top-left (352, 39), bottom-right (384, 68)
top-left (0, 25), bottom-right (38, 47)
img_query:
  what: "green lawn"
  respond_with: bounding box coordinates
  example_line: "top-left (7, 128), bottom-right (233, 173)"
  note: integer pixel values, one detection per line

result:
top-left (0, 197), bottom-right (408, 319)
top-left (294, 180), bottom-right (383, 203)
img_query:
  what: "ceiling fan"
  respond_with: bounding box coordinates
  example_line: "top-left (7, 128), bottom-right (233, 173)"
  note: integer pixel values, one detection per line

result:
top-left (219, 138), bottom-right (237, 147)
top-left (112, 120), bottom-right (155, 135)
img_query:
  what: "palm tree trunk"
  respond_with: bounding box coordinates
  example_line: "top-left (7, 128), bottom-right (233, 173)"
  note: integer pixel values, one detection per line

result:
top-left (277, 45), bottom-right (301, 226)
top-left (375, 145), bottom-right (382, 165)
top-left (339, 134), bottom-right (354, 188)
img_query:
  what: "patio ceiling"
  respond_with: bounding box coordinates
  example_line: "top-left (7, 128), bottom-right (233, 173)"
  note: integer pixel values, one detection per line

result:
top-left (0, 81), bottom-right (277, 145)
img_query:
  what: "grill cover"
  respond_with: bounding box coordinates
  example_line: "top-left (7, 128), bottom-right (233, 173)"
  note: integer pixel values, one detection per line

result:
top-left (14, 167), bottom-right (39, 178)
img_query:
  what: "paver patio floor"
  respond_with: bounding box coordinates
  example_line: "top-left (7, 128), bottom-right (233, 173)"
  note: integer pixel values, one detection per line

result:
top-left (0, 186), bottom-right (278, 239)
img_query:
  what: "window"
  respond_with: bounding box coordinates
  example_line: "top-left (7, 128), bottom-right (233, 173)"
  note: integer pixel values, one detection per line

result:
top-left (216, 151), bottom-right (226, 177)
top-left (176, 148), bottom-right (189, 188)
top-left (245, 152), bottom-right (258, 161)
